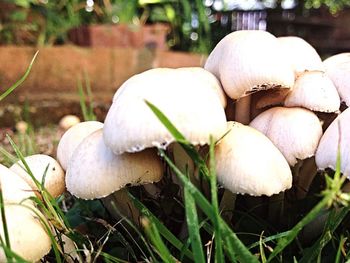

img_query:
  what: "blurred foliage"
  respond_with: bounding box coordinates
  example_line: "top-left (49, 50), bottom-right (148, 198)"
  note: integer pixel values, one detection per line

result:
top-left (304, 0), bottom-right (350, 13)
top-left (0, 0), bottom-right (211, 53)
top-left (0, 0), bottom-right (350, 52)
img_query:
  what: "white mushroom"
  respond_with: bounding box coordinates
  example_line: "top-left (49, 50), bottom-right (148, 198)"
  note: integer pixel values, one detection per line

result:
top-left (250, 107), bottom-right (323, 167)
top-left (10, 154), bottom-right (65, 198)
top-left (103, 67), bottom-right (227, 154)
top-left (215, 122), bottom-right (292, 196)
top-left (316, 107), bottom-right (350, 176)
top-left (57, 121), bottom-right (104, 170)
top-left (58, 115), bottom-right (81, 131)
top-left (284, 70), bottom-right (340, 113)
top-left (66, 129), bottom-right (163, 199)
top-left (205, 30), bottom-right (294, 124)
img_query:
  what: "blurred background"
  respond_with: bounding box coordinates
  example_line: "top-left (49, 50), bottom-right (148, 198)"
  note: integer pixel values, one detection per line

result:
top-left (1, 0), bottom-right (350, 126)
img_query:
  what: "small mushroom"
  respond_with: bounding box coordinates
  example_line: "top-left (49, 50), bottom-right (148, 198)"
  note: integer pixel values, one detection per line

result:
top-left (204, 30), bottom-right (294, 124)
top-left (250, 107), bottom-right (322, 167)
top-left (57, 121), bottom-right (104, 170)
top-left (284, 70), bottom-right (340, 114)
top-left (215, 122), bottom-right (292, 197)
top-left (66, 128), bottom-right (163, 221)
top-left (58, 115), bottom-right (81, 131)
top-left (10, 154), bottom-right (65, 198)
top-left (250, 107), bottom-right (323, 199)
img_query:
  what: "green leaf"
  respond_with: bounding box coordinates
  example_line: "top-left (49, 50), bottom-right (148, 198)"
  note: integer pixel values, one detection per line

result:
top-left (142, 217), bottom-right (176, 263)
top-left (208, 137), bottom-right (224, 263)
top-left (184, 185), bottom-right (205, 263)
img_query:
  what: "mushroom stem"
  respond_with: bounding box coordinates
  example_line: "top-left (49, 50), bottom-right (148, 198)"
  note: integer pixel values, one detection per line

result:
top-left (235, 95), bottom-right (251, 124)
top-left (268, 192), bottom-right (285, 225)
top-left (219, 189), bottom-right (236, 222)
top-left (102, 189), bottom-right (140, 224)
top-left (294, 157), bottom-right (318, 199)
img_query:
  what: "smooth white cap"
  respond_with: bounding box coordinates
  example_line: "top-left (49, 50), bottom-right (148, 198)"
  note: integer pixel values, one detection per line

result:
top-left (284, 70), bottom-right (340, 112)
top-left (66, 129), bottom-right (163, 199)
top-left (59, 115), bottom-right (81, 131)
top-left (57, 121), bottom-right (104, 170)
top-left (316, 107), bottom-right (350, 176)
top-left (215, 122), bottom-right (292, 196)
top-left (103, 67), bottom-right (227, 154)
top-left (10, 154), bottom-right (65, 198)
top-left (205, 30), bottom-right (294, 100)
top-left (250, 107), bottom-right (323, 166)
top-left (323, 53), bottom-right (350, 69)
top-left (278, 36), bottom-right (324, 76)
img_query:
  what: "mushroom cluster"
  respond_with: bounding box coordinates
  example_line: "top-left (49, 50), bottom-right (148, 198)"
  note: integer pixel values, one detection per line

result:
top-left (62, 30), bottom-right (350, 214)
top-left (204, 31), bottom-right (350, 200)
top-left (4, 30), bottom-right (350, 261)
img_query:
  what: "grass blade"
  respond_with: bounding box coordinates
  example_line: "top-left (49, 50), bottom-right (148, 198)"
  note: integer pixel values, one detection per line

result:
top-left (208, 137), bottom-right (224, 263)
top-left (84, 70), bottom-right (96, 121)
top-left (161, 150), bottom-right (259, 263)
top-left (144, 101), bottom-right (258, 262)
top-left (78, 78), bottom-right (89, 121)
top-left (267, 193), bottom-right (335, 262)
top-left (300, 207), bottom-right (350, 263)
top-left (130, 195), bottom-right (194, 261)
top-left (184, 185), bottom-right (205, 263)
top-left (144, 100), bottom-right (210, 176)
top-left (0, 51), bottom-right (39, 102)
top-left (268, 147), bottom-right (344, 262)
top-left (0, 190), bottom-right (11, 260)
top-left (335, 236), bottom-right (346, 263)
top-left (141, 217), bottom-right (176, 263)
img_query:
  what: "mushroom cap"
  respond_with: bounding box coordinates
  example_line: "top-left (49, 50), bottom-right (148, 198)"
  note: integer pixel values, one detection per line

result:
top-left (57, 121), bottom-right (104, 170)
top-left (316, 107), bottom-right (350, 176)
top-left (66, 129), bottom-right (163, 199)
top-left (59, 115), bottom-right (81, 131)
top-left (324, 60), bottom-right (350, 107)
top-left (204, 30), bottom-right (294, 100)
top-left (0, 164), bottom-right (35, 205)
top-left (0, 204), bottom-right (51, 262)
top-left (10, 154), bottom-right (65, 198)
top-left (323, 52), bottom-right (350, 69)
top-left (250, 107), bottom-right (323, 166)
top-left (277, 36), bottom-right (324, 76)
top-left (15, 121), bottom-right (28, 134)
top-left (103, 67), bottom-right (227, 154)
top-left (215, 122), bottom-right (292, 196)
top-left (284, 70), bottom-right (340, 112)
